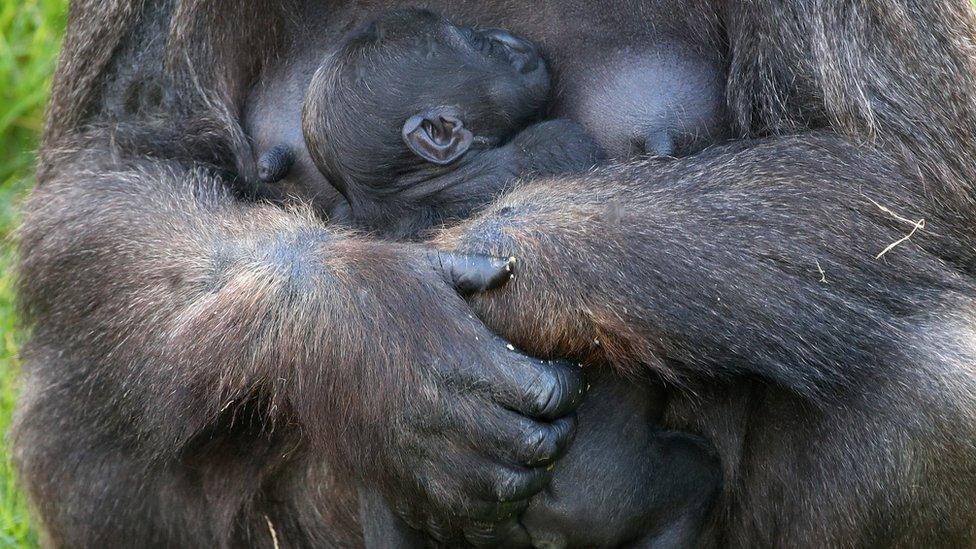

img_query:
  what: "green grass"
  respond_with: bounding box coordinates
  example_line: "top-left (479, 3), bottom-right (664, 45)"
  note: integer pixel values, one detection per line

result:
top-left (0, 1), bottom-right (69, 547)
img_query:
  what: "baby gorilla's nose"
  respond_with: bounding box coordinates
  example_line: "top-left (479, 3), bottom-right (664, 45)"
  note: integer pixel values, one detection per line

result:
top-left (483, 29), bottom-right (542, 74)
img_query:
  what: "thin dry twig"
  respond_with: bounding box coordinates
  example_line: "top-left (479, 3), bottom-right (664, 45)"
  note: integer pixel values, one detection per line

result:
top-left (866, 198), bottom-right (926, 259)
top-left (875, 218), bottom-right (925, 259)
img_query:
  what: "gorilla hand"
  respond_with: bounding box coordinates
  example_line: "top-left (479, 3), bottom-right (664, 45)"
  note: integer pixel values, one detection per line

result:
top-left (512, 119), bottom-right (607, 177)
top-left (431, 177), bottom-right (648, 368)
top-left (347, 247), bottom-right (584, 546)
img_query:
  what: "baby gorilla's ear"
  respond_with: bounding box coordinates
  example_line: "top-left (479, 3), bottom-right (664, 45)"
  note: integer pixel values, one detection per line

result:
top-left (402, 107), bottom-right (474, 165)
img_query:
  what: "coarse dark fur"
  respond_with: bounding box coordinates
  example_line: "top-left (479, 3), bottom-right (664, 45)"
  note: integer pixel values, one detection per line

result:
top-left (14, 0), bottom-right (976, 548)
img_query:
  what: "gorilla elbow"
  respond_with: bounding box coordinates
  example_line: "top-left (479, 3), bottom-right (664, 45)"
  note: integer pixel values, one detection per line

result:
top-left (206, 229), bottom-right (335, 302)
top-left (261, 235), bottom-right (326, 289)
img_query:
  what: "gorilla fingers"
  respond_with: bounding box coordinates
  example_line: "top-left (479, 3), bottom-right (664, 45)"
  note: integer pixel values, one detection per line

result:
top-left (293, 10), bottom-right (723, 546)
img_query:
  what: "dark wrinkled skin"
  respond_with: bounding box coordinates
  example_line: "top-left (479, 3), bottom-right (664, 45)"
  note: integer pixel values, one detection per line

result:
top-left (14, 0), bottom-right (976, 548)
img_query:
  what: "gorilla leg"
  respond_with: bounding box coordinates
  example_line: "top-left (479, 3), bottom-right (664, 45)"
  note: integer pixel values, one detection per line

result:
top-left (521, 371), bottom-right (721, 549)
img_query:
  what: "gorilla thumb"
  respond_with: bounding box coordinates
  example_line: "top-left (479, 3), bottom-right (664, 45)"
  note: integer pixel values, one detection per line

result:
top-left (427, 250), bottom-right (516, 296)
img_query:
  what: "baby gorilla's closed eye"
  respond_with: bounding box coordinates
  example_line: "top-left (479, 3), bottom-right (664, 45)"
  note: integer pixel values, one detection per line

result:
top-left (475, 28), bottom-right (544, 74)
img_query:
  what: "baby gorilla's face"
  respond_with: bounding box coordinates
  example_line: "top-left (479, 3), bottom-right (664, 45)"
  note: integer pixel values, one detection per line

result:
top-left (303, 9), bottom-right (551, 196)
top-left (397, 22), bottom-right (552, 166)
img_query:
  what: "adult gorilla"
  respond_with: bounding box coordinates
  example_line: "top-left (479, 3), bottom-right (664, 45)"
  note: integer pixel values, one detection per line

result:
top-left (14, 0), bottom-right (976, 547)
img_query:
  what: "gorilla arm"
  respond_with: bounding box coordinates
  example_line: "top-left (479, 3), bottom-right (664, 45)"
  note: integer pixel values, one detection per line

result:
top-left (15, 144), bottom-right (583, 545)
top-left (438, 135), bottom-right (972, 389)
top-left (436, 0), bottom-right (976, 541)
top-left (440, 0), bottom-right (976, 395)
top-left (436, 133), bottom-right (976, 543)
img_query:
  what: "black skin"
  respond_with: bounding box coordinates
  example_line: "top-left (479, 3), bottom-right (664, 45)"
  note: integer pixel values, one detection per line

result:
top-left (294, 11), bottom-right (721, 546)
top-left (363, 374), bottom-right (721, 549)
top-left (258, 143), bottom-right (294, 184)
top-left (15, 0), bottom-right (976, 548)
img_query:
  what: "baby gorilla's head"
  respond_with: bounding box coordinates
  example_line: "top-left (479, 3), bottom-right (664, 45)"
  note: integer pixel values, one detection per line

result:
top-left (302, 9), bottom-right (550, 217)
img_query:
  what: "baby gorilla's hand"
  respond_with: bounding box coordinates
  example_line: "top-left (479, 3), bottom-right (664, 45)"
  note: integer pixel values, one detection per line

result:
top-left (511, 119), bottom-right (606, 177)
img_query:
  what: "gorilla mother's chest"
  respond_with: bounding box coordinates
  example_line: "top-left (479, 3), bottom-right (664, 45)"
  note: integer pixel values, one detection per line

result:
top-left (244, 0), bottom-right (725, 198)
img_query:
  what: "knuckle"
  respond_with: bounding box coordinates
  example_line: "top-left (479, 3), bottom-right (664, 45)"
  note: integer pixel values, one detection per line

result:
top-left (495, 470), bottom-right (523, 501)
top-left (553, 414), bottom-right (579, 456)
top-left (521, 425), bottom-right (554, 464)
top-left (530, 370), bottom-right (569, 418)
top-left (493, 467), bottom-right (547, 502)
top-left (426, 249), bottom-right (456, 287)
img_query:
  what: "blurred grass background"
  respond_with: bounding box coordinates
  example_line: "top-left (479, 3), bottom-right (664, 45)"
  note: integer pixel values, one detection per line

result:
top-left (0, 0), bottom-right (69, 546)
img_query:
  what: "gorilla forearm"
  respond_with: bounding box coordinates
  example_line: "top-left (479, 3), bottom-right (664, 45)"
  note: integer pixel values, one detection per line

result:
top-left (20, 153), bottom-right (412, 458)
top-left (440, 133), bottom-right (976, 394)
top-left (17, 145), bottom-right (585, 544)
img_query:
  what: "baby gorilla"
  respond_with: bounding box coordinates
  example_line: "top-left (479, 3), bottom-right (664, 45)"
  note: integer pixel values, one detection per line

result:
top-left (262, 8), bottom-right (721, 547)
top-left (294, 8), bottom-right (603, 239)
